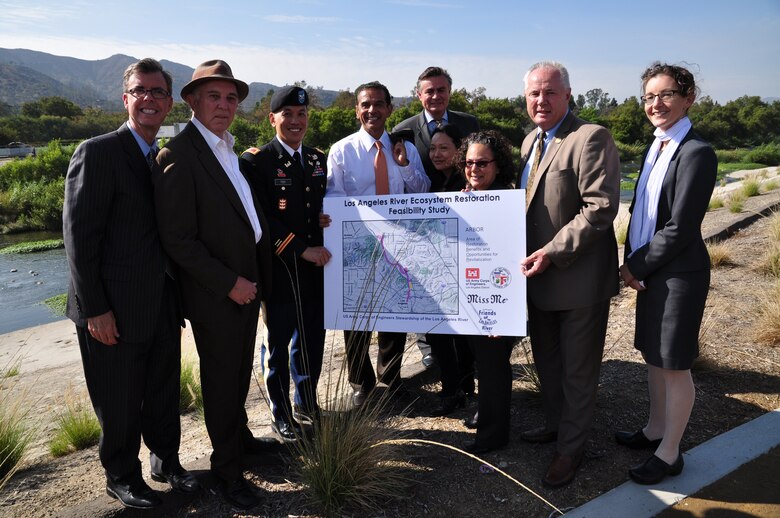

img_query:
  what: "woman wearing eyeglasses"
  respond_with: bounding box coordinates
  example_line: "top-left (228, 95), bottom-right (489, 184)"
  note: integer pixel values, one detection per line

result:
top-left (425, 124), bottom-right (478, 417)
top-left (616, 63), bottom-right (717, 484)
top-left (457, 130), bottom-right (517, 454)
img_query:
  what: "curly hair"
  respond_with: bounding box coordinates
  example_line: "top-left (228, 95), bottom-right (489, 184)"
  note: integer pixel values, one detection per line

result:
top-left (457, 130), bottom-right (515, 188)
top-left (641, 62), bottom-right (699, 100)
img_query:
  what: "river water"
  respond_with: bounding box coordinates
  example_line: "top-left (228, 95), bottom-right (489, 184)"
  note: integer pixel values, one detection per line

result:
top-left (0, 231), bottom-right (69, 335)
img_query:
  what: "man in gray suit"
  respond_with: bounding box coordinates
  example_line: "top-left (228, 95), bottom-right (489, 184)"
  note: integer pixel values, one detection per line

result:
top-left (519, 61), bottom-right (620, 488)
top-left (392, 66), bottom-right (479, 368)
top-left (63, 58), bottom-right (198, 509)
top-left (393, 66), bottom-right (480, 179)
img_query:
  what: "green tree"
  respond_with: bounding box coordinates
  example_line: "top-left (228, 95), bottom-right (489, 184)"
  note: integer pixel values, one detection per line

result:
top-left (21, 97), bottom-right (83, 119)
top-left (607, 97), bottom-right (651, 145)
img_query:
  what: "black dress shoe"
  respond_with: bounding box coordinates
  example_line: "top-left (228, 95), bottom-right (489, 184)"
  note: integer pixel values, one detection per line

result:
top-left (629, 454), bottom-right (684, 485)
top-left (220, 477), bottom-right (260, 510)
top-left (351, 389), bottom-right (367, 408)
top-left (421, 353), bottom-right (437, 369)
top-left (151, 464), bottom-right (200, 493)
top-left (272, 418), bottom-right (302, 442)
top-left (244, 435), bottom-right (282, 455)
top-left (463, 411), bottom-right (478, 429)
top-left (464, 440), bottom-right (507, 455)
top-left (430, 391), bottom-right (466, 417)
top-left (106, 479), bottom-right (162, 509)
top-left (520, 426), bottom-right (558, 444)
top-left (615, 429), bottom-right (663, 450)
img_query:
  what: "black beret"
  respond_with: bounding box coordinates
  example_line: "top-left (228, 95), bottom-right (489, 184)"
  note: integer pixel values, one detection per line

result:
top-left (270, 86), bottom-right (308, 112)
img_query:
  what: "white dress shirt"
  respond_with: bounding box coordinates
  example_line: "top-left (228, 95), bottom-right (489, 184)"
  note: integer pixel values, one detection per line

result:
top-left (190, 116), bottom-right (262, 243)
top-left (326, 127), bottom-right (430, 197)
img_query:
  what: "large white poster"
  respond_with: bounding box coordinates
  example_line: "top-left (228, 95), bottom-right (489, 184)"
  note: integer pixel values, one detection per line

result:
top-left (323, 189), bottom-right (526, 336)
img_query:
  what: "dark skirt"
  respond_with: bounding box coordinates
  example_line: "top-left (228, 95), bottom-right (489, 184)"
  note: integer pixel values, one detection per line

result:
top-left (634, 269), bottom-right (710, 370)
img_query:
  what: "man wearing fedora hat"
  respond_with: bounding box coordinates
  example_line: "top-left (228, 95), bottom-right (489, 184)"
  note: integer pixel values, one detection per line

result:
top-left (240, 86), bottom-right (331, 442)
top-left (153, 59), bottom-right (276, 510)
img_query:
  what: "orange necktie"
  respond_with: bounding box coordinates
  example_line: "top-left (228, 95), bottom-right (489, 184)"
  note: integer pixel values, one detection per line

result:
top-left (374, 140), bottom-right (389, 195)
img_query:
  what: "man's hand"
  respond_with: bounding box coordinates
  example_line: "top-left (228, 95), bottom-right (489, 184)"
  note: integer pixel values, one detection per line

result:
top-left (319, 212), bottom-right (332, 229)
top-left (87, 311), bottom-right (119, 345)
top-left (228, 276), bottom-right (258, 305)
top-left (301, 246), bottom-right (332, 267)
top-left (619, 264), bottom-right (645, 291)
top-left (521, 248), bottom-right (552, 277)
top-left (392, 140), bottom-right (409, 167)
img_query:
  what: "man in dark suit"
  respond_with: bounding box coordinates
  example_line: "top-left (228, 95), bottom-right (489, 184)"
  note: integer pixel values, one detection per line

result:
top-left (239, 86), bottom-right (331, 441)
top-left (153, 60), bottom-right (275, 511)
top-left (518, 61), bottom-right (620, 488)
top-left (392, 66), bottom-right (480, 179)
top-left (63, 58), bottom-right (198, 510)
top-left (392, 66), bottom-right (479, 368)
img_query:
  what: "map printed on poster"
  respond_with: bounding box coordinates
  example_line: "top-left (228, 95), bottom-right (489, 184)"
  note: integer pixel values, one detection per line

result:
top-left (323, 189), bottom-right (526, 336)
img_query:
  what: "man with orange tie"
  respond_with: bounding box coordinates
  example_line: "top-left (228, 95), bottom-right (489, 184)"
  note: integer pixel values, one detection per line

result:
top-left (325, 81), bottom-right (430, 408)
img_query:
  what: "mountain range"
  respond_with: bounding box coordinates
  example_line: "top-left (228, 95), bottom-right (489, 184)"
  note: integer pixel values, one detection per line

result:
top-left (0, 48), bottom-right (340, 110)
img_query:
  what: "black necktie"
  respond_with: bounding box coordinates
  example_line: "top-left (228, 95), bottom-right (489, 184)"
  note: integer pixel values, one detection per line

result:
top-left (146, 148), bottom-right (157, 170)
top-left (293, 151), bottom-right (302, 167)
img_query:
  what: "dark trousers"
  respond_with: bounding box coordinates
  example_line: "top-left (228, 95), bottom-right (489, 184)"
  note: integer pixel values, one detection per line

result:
top-left (427, 333), bottom-right (475, 396)
top-left (467, 335), bottom-right (514, 448)
top-left (343, 330), bottom-right (406, 391)
top-left (191, 304), bottom-right (260, 482)
top-left (261, 299), bottom-right (325, 422)
top-left (528, 299), bottom-right (610, 456)
top-left (77, 281), bottom-right (180, 484)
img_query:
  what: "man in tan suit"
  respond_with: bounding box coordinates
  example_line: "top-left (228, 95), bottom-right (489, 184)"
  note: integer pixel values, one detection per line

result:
top-left (519, 61), bottom-right (620, 488)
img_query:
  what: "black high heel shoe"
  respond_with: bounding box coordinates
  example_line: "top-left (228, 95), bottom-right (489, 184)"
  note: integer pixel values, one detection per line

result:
top-left (430, 391), bottom-right (466, 417)
top-left (463, 411), bottom-right (478, 429)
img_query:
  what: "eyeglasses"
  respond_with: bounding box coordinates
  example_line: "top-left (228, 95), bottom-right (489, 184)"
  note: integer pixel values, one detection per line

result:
top-left (640, 90), bottom-right (679, 105)
top-left (464, 159), bottom-right (495, 169)
top-left (126, 87), bottom-right (171, 100)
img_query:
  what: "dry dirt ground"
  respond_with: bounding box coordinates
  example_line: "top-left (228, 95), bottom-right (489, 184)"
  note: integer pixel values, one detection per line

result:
top-left (1, 177), bottom-right (779, 518)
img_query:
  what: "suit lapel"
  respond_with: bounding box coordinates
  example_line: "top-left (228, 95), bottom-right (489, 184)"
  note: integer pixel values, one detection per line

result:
top-left (417, 112), bottom-right (431, 148)
top-left (526, 112), bottom-right (576, 208)
top-left (185, 123), bottom-right (253, 229)
top-left (117, 123), bottom-right (154, 192)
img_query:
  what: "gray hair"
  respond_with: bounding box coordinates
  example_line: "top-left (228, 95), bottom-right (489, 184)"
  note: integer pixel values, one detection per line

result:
top-left (523, 61), bottom-right (570, 90)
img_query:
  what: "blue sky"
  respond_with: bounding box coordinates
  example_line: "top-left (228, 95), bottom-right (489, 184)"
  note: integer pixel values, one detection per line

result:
top-left (0, 0), bottom-right (778, 103)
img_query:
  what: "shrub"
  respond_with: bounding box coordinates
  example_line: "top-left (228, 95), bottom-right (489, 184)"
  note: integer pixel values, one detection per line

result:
top-left (740, 176), bottom-right (761, 198)
top-left (180, 355), bottom-right (203, 415)
top-left (49, 394), bottom-right (101, 457)
top-left (728, 192), bottom-right (746, 213)
top-left (707, 241), bottom-right (734, 268)
top-left (754, 281), bottom-right (780, 345)
top-left (744, 143), bottom-right (780, 165)
top-left (708, 196), bottom-right (724, 210)
top-left (715, 148), bottom-right (748, 164)
top-left (614, 214), bottom-right (629, 246)
top-left (763, 178), bottom-right (779, 192)
top-left (0, 390), bottom-right (35, 488)
top-left (4, 177), bottom-right (65, 231)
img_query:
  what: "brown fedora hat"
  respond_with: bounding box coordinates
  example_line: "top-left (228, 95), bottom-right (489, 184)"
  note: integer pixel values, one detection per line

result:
top-left (180, 59), bottom-right (249, 102)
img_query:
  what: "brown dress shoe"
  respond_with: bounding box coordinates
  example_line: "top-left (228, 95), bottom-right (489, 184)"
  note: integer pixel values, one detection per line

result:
top-left (520, 426), bottom-right (558, 443)
top-left (542, 452), bottom-right (583, 488)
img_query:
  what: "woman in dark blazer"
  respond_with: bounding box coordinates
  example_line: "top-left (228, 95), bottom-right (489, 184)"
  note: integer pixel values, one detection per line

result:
top-left (617, 63), bottom-right (717, 484)
top-left (425, 124), bottom-right (477, 416)
top-left (458, 130), bottom-right (517, 454)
